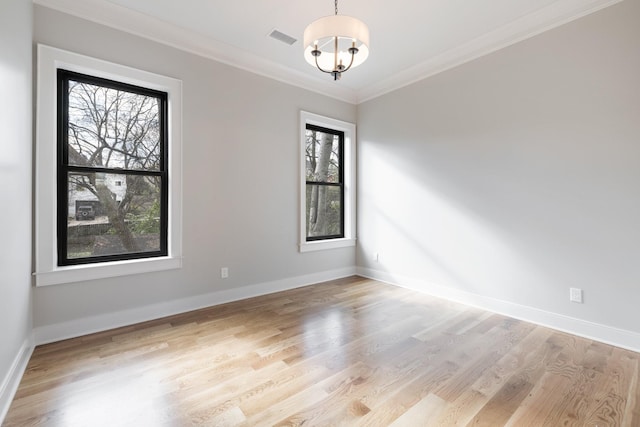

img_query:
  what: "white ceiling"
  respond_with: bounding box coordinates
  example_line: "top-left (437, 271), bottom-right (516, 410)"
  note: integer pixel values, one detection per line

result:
top-left (36, 0), bottom-right (622, 103)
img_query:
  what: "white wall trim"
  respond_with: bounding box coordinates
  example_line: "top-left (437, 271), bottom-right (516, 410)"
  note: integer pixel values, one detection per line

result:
top-left (34, 267), bottom-right (357, 345)
top-left (357, 267), bottom-right (640, 353)
top-left (33, 0), bottom-right (622, 105)
top-left (0, 337), bottom-right (34, 424)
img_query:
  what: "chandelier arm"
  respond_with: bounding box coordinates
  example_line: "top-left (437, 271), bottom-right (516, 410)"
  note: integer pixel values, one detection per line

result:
top-left (340, 51), bottom-right (357, 73)
top-left (312, 44), bottom-right (358, 77)
top-left (313, 54), bottom-right (337, 75)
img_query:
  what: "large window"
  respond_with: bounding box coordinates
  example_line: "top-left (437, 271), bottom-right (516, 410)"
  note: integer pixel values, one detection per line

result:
top-left (58, 70), bottom-right (168, 265)
top-left (300, 111), bottom-right (356, 252)
top-left (35, 45), bottom-right (182, 286)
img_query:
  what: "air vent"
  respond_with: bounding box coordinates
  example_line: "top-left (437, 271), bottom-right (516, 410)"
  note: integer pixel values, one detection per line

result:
top-left (269, 29), bottom-right (297, 46)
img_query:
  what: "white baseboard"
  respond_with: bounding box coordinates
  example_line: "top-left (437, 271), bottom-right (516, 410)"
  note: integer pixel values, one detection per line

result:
top-left (0, 336), bottom-right (34, 424)
top-left (357, 267), bottom-right (640, 353)
top-left (34, 267), bottom-right (357, 345)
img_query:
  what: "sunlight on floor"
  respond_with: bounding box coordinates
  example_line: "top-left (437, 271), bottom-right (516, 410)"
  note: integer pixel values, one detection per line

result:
top-left (59, 365), bottom-right (170, 426)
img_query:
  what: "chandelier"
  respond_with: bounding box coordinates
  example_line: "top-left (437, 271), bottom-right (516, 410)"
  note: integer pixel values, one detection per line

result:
top-left (303, 0), bottom-right (370, 80)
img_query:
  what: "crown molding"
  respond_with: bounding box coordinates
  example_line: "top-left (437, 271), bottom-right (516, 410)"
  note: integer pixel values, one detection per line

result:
top-left (34, 0), bottom-right (623, 105)
top-left (33, 0), bottom-right (359, 104)
top-left (357, 0), bottom-right (624, 103)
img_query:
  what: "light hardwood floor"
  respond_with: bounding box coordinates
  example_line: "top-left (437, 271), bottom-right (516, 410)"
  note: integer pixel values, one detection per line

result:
top-left (4, 276), bottom-right (640, 426)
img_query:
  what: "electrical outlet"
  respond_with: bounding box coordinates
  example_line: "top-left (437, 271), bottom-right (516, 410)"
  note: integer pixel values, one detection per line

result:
top-left (221, 267), bottom-right (229, 279)
top-left (570, 287), bottom-right (583, 304)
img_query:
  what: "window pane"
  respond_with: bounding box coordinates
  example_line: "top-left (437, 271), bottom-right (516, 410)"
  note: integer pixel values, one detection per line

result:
top-left (66, 172), bottom-right (162, 259)
top-left (306, 184), bottom-right (342, 239)
top-left (67, 80), bottom-right (162, 171)
top-left (305, 129), bottom-right (340, 183)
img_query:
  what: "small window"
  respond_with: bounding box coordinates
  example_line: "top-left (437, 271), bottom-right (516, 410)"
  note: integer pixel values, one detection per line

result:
top-left (299, 111), bottom-right (356, 252)
top-left (305, 124), bottom-right (344, 240)
top-left (58, 70), bottom-right (168, 265)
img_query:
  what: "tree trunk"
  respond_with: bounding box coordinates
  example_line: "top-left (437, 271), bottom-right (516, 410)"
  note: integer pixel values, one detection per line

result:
top-left (309, 132), bottom-right (334, 236)
top-left (96, 184), bottom-right (139, 252)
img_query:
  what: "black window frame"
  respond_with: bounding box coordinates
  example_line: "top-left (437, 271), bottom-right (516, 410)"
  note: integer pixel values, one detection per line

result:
top-left (305, 123), bottom-right (345, 241)
top-left (56, 69), bottom-right (169, 266)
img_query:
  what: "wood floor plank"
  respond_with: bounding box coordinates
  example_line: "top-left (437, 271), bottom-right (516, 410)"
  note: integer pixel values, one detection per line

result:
top-left (432, 319), bottom-right (536, 402)
top-left (388, 394), bottom-right (448, 427)
top-left (4, 276), bottom-right (639, 426)
top-left (465, 374), bottom-right (534, 426)
top-left (622, 351), bottom-right (640, 427)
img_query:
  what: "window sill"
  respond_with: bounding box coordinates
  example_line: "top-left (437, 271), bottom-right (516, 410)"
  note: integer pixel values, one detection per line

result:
top-left (299, 238), bottom-right (356, 253)
top-left (34, 256), bottom-right (182, 287)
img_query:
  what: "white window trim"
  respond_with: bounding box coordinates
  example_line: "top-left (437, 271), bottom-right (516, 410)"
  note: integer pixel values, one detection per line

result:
top-left (299, 111), bottom-right (356, 252)
top-left (34, 45), bottom-right (183, 286)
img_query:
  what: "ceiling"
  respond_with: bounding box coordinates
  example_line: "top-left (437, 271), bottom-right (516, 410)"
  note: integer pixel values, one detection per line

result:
top-left (36, 0), bottom-right (621, 103)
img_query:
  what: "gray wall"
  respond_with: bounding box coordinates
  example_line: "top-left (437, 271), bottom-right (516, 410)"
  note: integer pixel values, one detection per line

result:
top-left (0, 0), bottom-right (33, 416)
top-left (33, 6), bottom-right (356, 332)
top-left (357, 0), bottom-right (640, 335)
